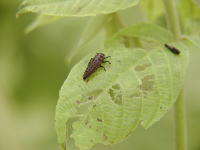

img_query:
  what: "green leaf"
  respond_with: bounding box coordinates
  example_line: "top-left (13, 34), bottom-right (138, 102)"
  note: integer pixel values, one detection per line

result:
top-left (178, 0), bottom-right (200, 23)
top-left (193, 0), bottom-right (200, 7)
top-left (185, 18), bottom-right (200, 35)
top-left (140, 0), bottom-right (165, 20)
top-left (106, 23), bottom-right (174, 47)
top-left (177, 0), bottom-right (200, 35)
top-left (25, 14), bottom-right (63, 34)
top-left (183, 35), bottom-right (200, 50)
top-left (55, 44), bottom-right (189, 150)
top-left (17, 0), bottom-right (140, 17)
top-left (67, 15), bottom-right (110, 65)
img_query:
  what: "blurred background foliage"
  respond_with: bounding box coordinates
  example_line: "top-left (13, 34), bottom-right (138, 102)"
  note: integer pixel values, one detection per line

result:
top-left (0, 0), bottom-right (200, 150)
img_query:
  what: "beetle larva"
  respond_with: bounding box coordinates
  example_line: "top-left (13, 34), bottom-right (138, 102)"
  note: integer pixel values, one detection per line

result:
top-left (83, 53), bottom-right (111, 80)
top-left (164, 44), bottom-right (181, 55)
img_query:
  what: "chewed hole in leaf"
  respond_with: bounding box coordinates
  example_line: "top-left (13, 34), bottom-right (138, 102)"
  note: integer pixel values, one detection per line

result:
top-left (140, 75), bottom-right (155, 92)
top-left (108, 84), bottom-right (122, 105)
top-left (76, 102), bottom-right (91, 115)
top-left (76, 89), bottom-right (102, 115)
top-left (76, 89), bottom-right (102, 104)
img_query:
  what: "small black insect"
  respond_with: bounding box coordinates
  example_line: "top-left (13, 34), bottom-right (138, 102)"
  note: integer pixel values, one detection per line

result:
top-left (83, 53), bottom-right (111, 80)
top-left (164, 44), bottom-right (181, 55)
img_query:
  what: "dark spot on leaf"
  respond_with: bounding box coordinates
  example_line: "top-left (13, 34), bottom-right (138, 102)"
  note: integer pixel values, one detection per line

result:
top-left (97, 118), bottom-right (102, 122)
top-left (160, 106), bottom-right (167, 110)
top-left (140, 75), bottom-right (154, 91)
top-left (115, 94), bottom-right (122, 104)
top-left (88, 96), bottom-right (94, 100)
top-left (85, 120), bottom-right (89, 125)
top-left (76, 100), bottom-right (81, 104)
top-left (86, 89), bottom-right (102, 100)
top-left (108, 89), bottom-right (115, 100)
top-left (103, 134), bottom-right (108, 140)
top-left (135, 63), bottom-right (151, 71)
top-left (75, 6), bottom-right (84, 13)
top-left (112, 84), bottom-right (120, 90)
top-left (89, 125), bottom-right (92, 128)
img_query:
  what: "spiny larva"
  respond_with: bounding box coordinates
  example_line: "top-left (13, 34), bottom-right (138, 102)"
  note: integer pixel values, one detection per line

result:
top-left (83, 53), bottom-right (111, 80)
top-left (164, 44), bottom-right (181, 55)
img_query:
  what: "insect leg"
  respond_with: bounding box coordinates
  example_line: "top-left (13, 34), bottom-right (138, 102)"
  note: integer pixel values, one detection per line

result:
top-left (103, 61), bottom-right (111, 64)
top-left (100, 66), bottom-right (106, 71)
top-left (105, 56), bottom-right (111, 58)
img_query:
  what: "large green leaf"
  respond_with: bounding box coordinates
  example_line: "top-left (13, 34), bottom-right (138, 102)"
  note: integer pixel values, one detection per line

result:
top-left (17, 0), bottom-right (140, 17)
top-left (55, 43), bottom-right (188, 150)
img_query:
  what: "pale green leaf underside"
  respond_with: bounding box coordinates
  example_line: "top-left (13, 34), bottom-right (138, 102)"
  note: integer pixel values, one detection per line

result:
top-left (25, 14), bottom-right (63, 33)
top-left (55, 43), bottom-right (188, 150)
top-left (17, 0), bottom-right (140, 17)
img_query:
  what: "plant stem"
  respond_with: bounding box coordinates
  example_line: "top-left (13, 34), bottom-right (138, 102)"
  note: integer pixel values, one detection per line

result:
top-left (163, 0), bottom-right (181, 40)
top-left (175, 91), bottom-right (187, 150)
top-left (162, 0), bottom-right (187, 150)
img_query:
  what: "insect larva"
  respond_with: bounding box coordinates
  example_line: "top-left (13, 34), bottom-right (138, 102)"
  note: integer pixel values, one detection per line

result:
top-left (164, 44), bottom-right (181, 55)
top-left (83, 53), bottom-right (111, 80)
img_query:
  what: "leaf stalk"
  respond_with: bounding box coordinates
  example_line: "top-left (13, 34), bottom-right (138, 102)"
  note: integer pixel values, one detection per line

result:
top-left (163, 0), bottom-right (188, 150)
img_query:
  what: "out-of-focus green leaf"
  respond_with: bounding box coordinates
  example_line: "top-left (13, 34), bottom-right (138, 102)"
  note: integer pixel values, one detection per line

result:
top-left (66, 15), bottom-right (110, 65)
top-left (25, 15), bottom-right (63, 34)
top-left (177, 0), bottom-right (200, 35)
top-left (55, 44), bottom-right (188, 150)
top-left (117, 6), bottom-right (146, 26)
top-left (193, 0), bottom-right (200, 7)
top-left (183, 34), bottom-right (200, 50)
top-left (178, 0), bottom-right (200, 34)
top-left (140, 0), bottom-right (164, 20)
top-left (185, 18), bottom-right (200, 35)
top-left (178, 0), bottom-right (200, 23)
top-left (17, 0), bottom-right (140, 17)
top-left (106, 23), bottom-right (174, 47)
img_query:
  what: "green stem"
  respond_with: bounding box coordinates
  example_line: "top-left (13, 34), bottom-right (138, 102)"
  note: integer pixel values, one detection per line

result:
top-left (175, 91), bottom-right (187, 150)
top-left (163, 0), bottom-right (181, 40)
top-left (163, 0), bottom-right (187, 150)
